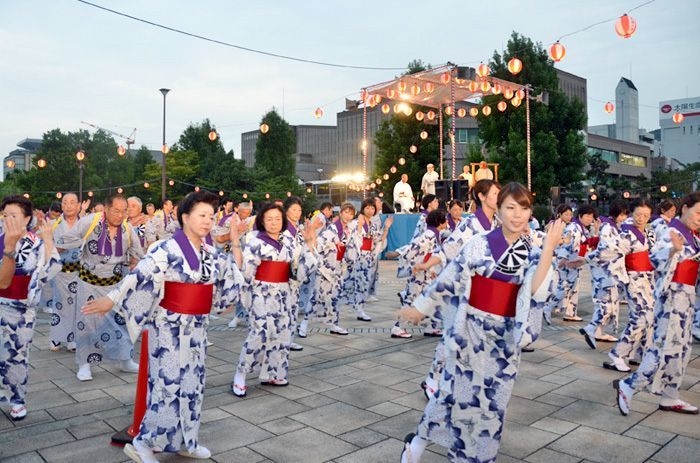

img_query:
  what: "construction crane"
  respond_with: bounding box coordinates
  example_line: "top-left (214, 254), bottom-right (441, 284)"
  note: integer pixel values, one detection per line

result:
top-left (81, 121), bottom-right (137, 154)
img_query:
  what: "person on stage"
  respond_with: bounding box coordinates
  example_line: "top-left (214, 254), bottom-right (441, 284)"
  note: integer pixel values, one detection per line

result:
top-left (474, 160), bottom-right (494, 182)
top-left (398, 182), bottom-right (563, 462)
top-left (420, 163), bottom-right (439, 196)
top-left (614, 192), bottom-right (700, 416)
top-left (82, 191), bottom-right (244, 463)
top-left (393, 174), bottom-right (415, 214)
top-left (232, 202), bottom-right (317, 395)
top-left (0, 196), bottom-right (60, 421)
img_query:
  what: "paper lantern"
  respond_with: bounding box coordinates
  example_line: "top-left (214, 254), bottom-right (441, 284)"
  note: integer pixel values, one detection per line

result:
top-left (423, 82), bottom-right (435, 93)
top-left (420, 130), bottom-right (428, 140)
top-left (403, 105), bottom-right (413, 116)
top-left (194, 186), bottom-right (200, 192)
top-left (673, 112), bottom-right (684, 124)
top-left (23, 193), bottom-right (29, 199)
top-left (387, 89), bottom-right (396, 99)
top-left (373, 94), bottom-right (382, 104)
top-left (314, 107), bottom-right (324, 118)
top-left (393, 103), bottom-right (401, 113)
top-left (426, 110), bottom-right (436, 121)
top-left (383, 173), bottom-right (389, 180)
top-left (410, 84), bottom-right (421, 96)
top-left (482, 106), bottom-right (492, 116)
top-left (76, 150), bottom-right (86, 161)
top-left (409, 145), bottom-right (418, 154)
top-left (242, 193), bottom-right (248, 199)
top-left (445, 106), bottom-right (453, 116)
top-left (440, 72), bottom-right (451, 84)
top-left (604, 101), bottom-right (614, 113)
top-left (143, 182), bottom-right (150, 189)
top-left (88, 191), bottom-right (94, 197)
top-left (516, 89), bottom-right (525, 100)
top-left (468, 81), bottom-right (479, 93)
top-left (381, 103), bottom-right (391, 114)
top-left (5, 159), bottom-right (15, 168)
top-left (219, 190), bottom-right (225, 197)
top-left (504, 89), bottom-right (514, 99)
top-left (491, 83), bottom-right (502, 95)
top-left (37, 158), bottom-right (46, 168)
top-left (168, 180), bottom-right (175, 186)
top-left (549, 41), bottom-right (566, 62)
top-left (398, 157), bottom-right (406, 165)
top-left (56, 192), bottom-right (62, 199)
top-left (477, 63), bottom-right (490, 78)
top-left (511, 96), bottom-right (522, 107)
top-left (390, 166), bottom-right (397, 173)
top-left (208, 130), bottom-right (218, 141)
top-left (507, 57), bottom-right (523, 75)
top-left (457, 107), bottom-right (467, 118)
top-left (397, 81), bottom-right (407, 93)
top-left (260, 123), bottom-right (269, 134)
top-left (497, 101), bottom-right (508, 112)
top-left (116, 188), bottom-right (123, 194)
top-left (615, 14), bottom-right (637, 39)
top-left (660, 185), bottom-right (668, 193)
top-left (415, 111), bottom-right (424, 121)
top-left (117, 145), bottom-right (126, 156)
top-left (469, 107), bottom-right (479, 117)
top-left (480, 81), bottom-right (491, 93)
top-left (265, 193), bottom-right (270, 199)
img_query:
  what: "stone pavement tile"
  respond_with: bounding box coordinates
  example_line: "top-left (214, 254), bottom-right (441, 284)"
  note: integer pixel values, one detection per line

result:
top-left (518, 360), bottom-right (561, 379)
top-left (496, 455), bottom-right (527, 463)
top-left (524, 448), bottom-right (581, 463)
top-left (500, 421), bottom-right (559, 459)
top-left (46, 396), bottom-right (123, 420)
top-left (535, 392), bottom-right (578, 407)
top-left (321, 382), bottom-right (405, 409)
top-left (351, 365), bottom-right (420, 387)
top-left (551, 399), bottom-right (644, 433)
top-left (555, 361), bottom-right (623, 384)
top-left (102, 413), bottom-right (132, 433)
top-left (287, 374), bottom-right (342, 393)
top-left (39, 433), bottom-right (131, 463)
top-left (541, 357), bottom-right (574, 369)
top-left (538, 373), bottom-right (577, 386)
top-left (207, 372), bottom-right (237, 388)
top-left (258, 416), bottom-right (307, 435)
top-left (345, 359), bottom-right (381, 370)
top-left (28, 363), bottom-right (76, 383)
top-left (391, 378), bottom-right (426, 394)
top-left (24, 387), bottom-right (75, 411)
top-left (27, 379), bottom-right (58, 394)
top-left (305, 364), bottom-right (362, 380)
top-left (249, 427), bottom-right (357, 463)
top-left (530, 416), bottom-right (579, 435)
top-left (639, 409), bottom-right (700, 439)
top-left (198, 415), bottom-right (274, 454)
top-left (1, 408), bottom-right (53, 429)
top-left (200, 407), bottom-right (232, 424)
top-left (367, 401), bottom-right (410, 417)
top-left (506, 396), bottom-right (558, 426)
top-left (296, 392), bottom-right (337, 409)
top-left (518, 349), bottom-right (561, 365)
top-left (290, 402), bottom-right (383, 436)
top-left (367, 409), bottom-right (425, 440)
top-left (623, 424), bottom-right (676, 446)
top-left (71, 388), bottom-right (111, 402)
top-left (0, 429), bottom-right (74, 458)
top-left (548, 426), bottom-right (659, 463)
top-left (338, 427), bottom-right (388, 448)
top-left (219, 394), bottom-right (309, 425)
top-left (652, 435), bottom-right (700, 463)
top-left (66, 418), bottom-right (114, 440)
top-left (211, 446), bottom-right (269, 463)
top-left (261, 383), bottom-right (316, 400)
top-left (551, 379), bottom-right (618, 405)
top-left (512, 376), bottom-right (562, 400)
top-left (51, 372), bottom-right (128, 394)
top-left (2, 453), bottom-right (46, 463)
top-left (103, 382), bottom-right (140, 404)
top-left (315, 347), bottom-right (365, 362)
top-left (373, 350), bottom-right (430, 369)
top-left (390, 390), bottom-right (431, 412)
top-left (334, 437), bottom-right (444, 463)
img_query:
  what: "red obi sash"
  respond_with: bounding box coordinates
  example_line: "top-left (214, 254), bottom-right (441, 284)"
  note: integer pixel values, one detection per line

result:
top-left (0, 275), bottom-right (31, 300)
top-left (578, 236), bottom-right (600, 257)
top-left (625, 251), bottom-right (654, 272)
top-left (423, 252), bottom-right (433, 263)
top-left (361, 237), bottom-right (373, 251)
top-left (578, 242), bottom-right (588, 257)
top-left (160, 282), bottom-right (213, 315)
top-left (468, 273), bottom-right (520, 317)
top-left (335, 243), bottom-right (346, 261)
top-left (672, 260), bottom-right (700, 286)
top-left (255, 260), bottom-right (291, 283)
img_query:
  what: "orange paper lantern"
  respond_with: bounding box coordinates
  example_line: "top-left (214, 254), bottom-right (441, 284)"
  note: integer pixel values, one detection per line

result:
top-left (423, 82), bottom-right (435, 93)
top-left (445, 106), bottom-right (453, 116)
top-left (497, 101), bottom-right (508, 112)
top-left (468, 81), bottom-right (479, 93)
top-left (420, 130), bottom-right (428, 140)
top-left (491, 83), bottom-right (502, 95)
top-left (387, 89), bottom-right (397, 99)
top-left (314, 107), bottom-right (324, 118)
top-left (477, 63), bottom-right (490, 77)
top-left (415, 111), bottom-right (424, 121)
top-left (410, 84), bottom-right (421, 96)
top-left (482, 106), bottom-right (492, 116)
top-left (673, 112), bottom-right (685, 124)
top-left (549, 41), bottom-right (566, 62)
top-left (260, 123), bottom-right (269, 134)
top-left (457, 107), bottom-right (467, 118)
top-left (208, 130), bottom-right (218, 141)
top-left (604, 102), bottom-right (614, 113)
top-left (516, 89), bottom-right (525, 100)
top-left (409, 145), bottom-right (418, 154)
top-left (480, 81), bottom-right (491, 93)
top-left (615, 14), bottom-right (637, 39)
top-left (117, 145), bottom-right (127, 156)
top-left (381, 103), bottom-right (391, 114)
top-left (511, 96), bottom-right (522, 107)
top-left (507, 57), bottom-right (523, 75)
top-left (440, 72), bottom-right (451, 84)
top-left (469, 107), bottom-right (479, 117)
top-left (504, 89), bottom-right (514, 99)
top-left (398, 81), bottom-right (407, 93)
top-left (426, 110), bottom-right (436, 121)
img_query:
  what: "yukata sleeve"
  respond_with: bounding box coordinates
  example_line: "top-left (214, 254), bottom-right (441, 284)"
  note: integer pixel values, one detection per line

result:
top-left (295, 242), bottom-right (318, 284)
top-left (127, 227), bottom-right (145, 260)
top-left (397, 236), bottom-right (426, 278)
top-left (650, 228), bottom-right (683, 296)
top-left (514, 245), bottom-right (554, 348)
top-left (27, 242), bottom-right (62, 307)
top-left (316, 231), bottom-right (338, 281)
top-left (106, 250), bottom-right (167, 344)
top-left (212, 252), bottom-right (243, 313)
top-left (239, 243), bottom-right (261, 310)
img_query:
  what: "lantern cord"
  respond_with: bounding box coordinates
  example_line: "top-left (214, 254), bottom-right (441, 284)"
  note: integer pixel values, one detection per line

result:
top-left (75, 0), bottom-right (405, 71)
top-left (557, 0), bottom-right (655, 41)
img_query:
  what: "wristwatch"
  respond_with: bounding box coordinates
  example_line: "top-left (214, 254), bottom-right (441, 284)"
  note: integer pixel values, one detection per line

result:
top-left (3, 250), bottom-right (16, 259)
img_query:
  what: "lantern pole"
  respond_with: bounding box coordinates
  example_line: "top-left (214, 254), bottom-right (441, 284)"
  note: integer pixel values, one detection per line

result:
top-left (450, 67), bottom-right (457, 201)
top-left (439, 105), bottom-right (444, 180)
top-left (362, 89), bottom-right (368, 199)
top-left (525, 85), bottom-right (532, 191)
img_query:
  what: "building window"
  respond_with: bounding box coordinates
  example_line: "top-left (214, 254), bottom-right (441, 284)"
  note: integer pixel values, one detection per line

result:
top-left (456, 128), bottom-right (479, 144)
top-left (619, 153), bottom-right (646, 168)
top-left (588, 147), bottom-right (618, 164)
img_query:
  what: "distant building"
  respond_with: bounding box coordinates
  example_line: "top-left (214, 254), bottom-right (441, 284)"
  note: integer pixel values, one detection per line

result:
top-left (616, 77), bottom-right (639, 143)
top-left (657, 97), bottom-right (700, 166)
top-left (3, 138), bottom-right (42, 179)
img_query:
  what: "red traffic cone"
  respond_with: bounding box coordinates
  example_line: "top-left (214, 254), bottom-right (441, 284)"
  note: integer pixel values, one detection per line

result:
top-left (111, 329), bottom-right (149, 447)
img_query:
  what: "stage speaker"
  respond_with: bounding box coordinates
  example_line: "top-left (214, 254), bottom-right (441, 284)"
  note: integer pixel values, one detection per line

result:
top-left (453, 179), bottom-right (471, 202)
top-left (457, 66), bottom-right (476, 81)
top-left (435, 180), bottom-right (451, 202)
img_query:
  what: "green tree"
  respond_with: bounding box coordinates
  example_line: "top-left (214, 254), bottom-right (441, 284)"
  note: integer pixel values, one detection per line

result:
top-left (478, 32), bottom-right (587, 201)
top-left (586, 153), bottom-right (610, 187)
top-left (255, 110), bottom-right (296, 180)
top-left (144, 150), bottom-right (200, 203)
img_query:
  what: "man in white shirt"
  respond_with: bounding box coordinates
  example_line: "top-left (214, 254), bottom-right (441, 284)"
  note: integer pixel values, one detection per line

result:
top-left (474, 160), bottom-right (494, 182)
top-left (458, 165), bottom-right (474, 186)
top-left (421, 163), bottom-right (439, 196)
top-left (393, 174), bottom-right (414, 213)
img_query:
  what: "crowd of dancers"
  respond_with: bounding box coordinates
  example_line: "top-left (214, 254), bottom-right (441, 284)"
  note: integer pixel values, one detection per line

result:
top-left (0, 178), bottom-right (698, 463)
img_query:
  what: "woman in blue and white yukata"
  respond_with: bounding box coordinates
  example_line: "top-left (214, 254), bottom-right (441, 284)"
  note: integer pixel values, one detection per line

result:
top-left (392, 210), bottom-right (447, 339)
top-left (0, 196), bottom-right (61, 421)
top-left (341, 199), bottom-right (392, 322)
top-left (367, 196), bottom-right (387, 302)
top-left (603, 198), bottom-right (656, 372)
top-left (615, 192), bottom-right (700, 417)
top-left (232, 202), bottom-right (317, 396)
top-left (442, 199), bottom-right (464, 240)
top-left (548, 204), bottom-right (599, 322)
top-left (414, 179), bottom-right (500, 399)
top-left (411, 194), bottom-right (439, 241)
top-left (398, 183), bottom-right (563, 463)
top-left (580, 200), bottom-right (629, 348)
top-left (82, 191), bottom-right (244, 463)
top-left (299, 203), bottom-right (356, 337)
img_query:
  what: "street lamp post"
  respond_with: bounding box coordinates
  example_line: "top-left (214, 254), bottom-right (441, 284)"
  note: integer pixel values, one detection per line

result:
top-left (76, 149), bottom-right (85, 202)
top-left (159, 88), bottom-right (170, 203)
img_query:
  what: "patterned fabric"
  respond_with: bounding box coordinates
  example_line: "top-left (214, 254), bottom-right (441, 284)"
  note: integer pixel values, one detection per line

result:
top-left (586, 220), bottom-right (626, 332)
top-left (106, 236), bottom-right (243, 454)
top-left (413, 229), bottom-right (553, 462)
top-left (49, 215), bottom-right (82, 346)
top-left (309, 221), bottom-right (349, 325)
top-left (551, 220), bottom-right (592, 318)
top-left (78, 266), bottom-right (123, 286)
top-left (340, 219), bottom-right (386, 313)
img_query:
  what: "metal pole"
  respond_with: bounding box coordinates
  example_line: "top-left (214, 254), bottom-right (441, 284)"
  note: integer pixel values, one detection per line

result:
top-left (362, 90), bottom-right (367, 199)
top-left (159, 88), bottom-right (170, 203)
top-left (525, 86), bottom-right (532, 191)
top-left (78, 163), bottom-right (83, 203)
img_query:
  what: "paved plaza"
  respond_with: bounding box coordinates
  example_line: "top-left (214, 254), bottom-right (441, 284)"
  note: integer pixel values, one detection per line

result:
top-left (1, 261), bottom-right (699, 463)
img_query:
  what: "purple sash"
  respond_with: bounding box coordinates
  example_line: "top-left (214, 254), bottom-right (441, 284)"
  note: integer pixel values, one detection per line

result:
top-left (362, 221), bottom-right (369, 234)
top-left (333, 219), bottom-right (343, 237)
top-left (621, 223), bottom-right (645, 245)
top-left (670, 218), bottom-right (699, 253)
top-left (259, 232), bottom-right (283, 252)
top-left (474, 208), bottom-right (492, 232)
top-left (572, 217), bottom-right (587, 237)
top-left (286, 222), bottom-right (298, 237)
top-left (96, 215), bottom-right (124, 257)
top-left (173, 229), bottom-right (201, 271)
top-left (447, 215), bottom-right (457, 231)
top-left (599, 216), bottom-right (615, 227)
top-left (218, 212), bottom-right (234, 227)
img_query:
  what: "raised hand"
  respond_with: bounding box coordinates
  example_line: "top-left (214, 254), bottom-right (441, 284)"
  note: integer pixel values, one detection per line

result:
top-left (544, 219), bottom-right (565, 251)
top-left (81, 199), bottom-right (91, 213)
top-left (3, 215), bottom-right (25, 250)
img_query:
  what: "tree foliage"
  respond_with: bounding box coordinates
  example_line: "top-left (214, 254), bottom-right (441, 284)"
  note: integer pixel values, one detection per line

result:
top-left (478, 32), bottom-right (588, 202)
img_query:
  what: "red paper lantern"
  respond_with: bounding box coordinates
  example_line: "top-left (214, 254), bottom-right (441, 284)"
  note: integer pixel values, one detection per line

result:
top-left (615, 14), bottom-right (637, 39)
top-left (423, 82), bottom-right (435, 93)
top-left (468, 81), bottom-right (479, 93)
top-left (457, 107), bottom-right (467, 118)
top-left (549, 41), bottom-right (566, 62)
top-left (507, 57), bottom-right (523, 75)
top-left (381, 103), bottom-right (390, 114)
top-left (426, 110), bottom-right (436, 121)
top-left (497, 101), bottom-right (508, 112)
top-left (387, 89), bottom-right (396, 99)
top-left (314, 107), bottom-right (324, 118)
top-left (604, 102), bottom-right (614, 114)
top-left (477, 63), bottom-right (490, 78)
top-left (440, 72), bottom-right (451, 84)
top-left (482, 106), bottom-right (492, 116)
top-left (673, 112), bottom-right (685, 124)
top-left (469, 107), bottom-right (479, 117)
